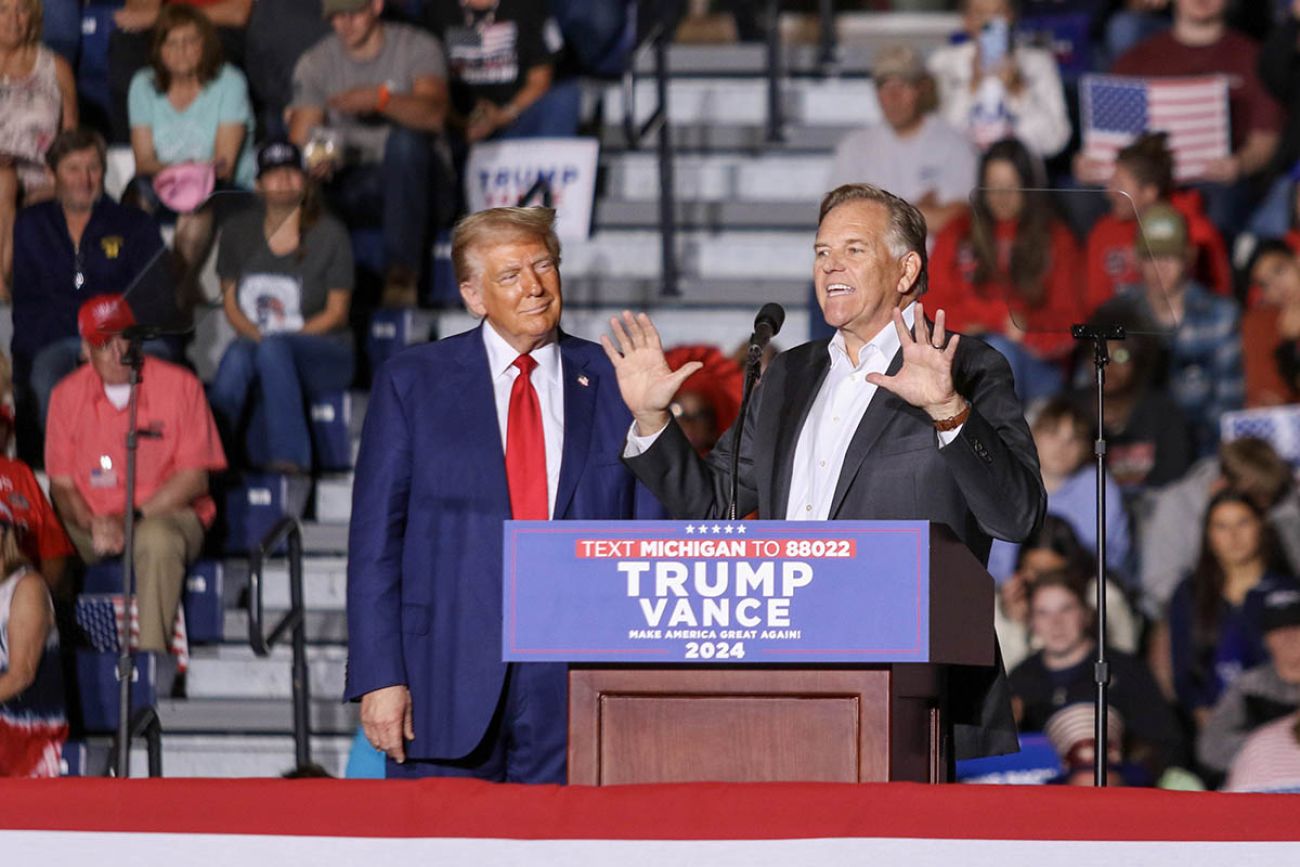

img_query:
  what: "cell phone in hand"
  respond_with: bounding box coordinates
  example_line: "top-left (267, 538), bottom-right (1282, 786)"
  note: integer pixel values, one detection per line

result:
top-left (979, 17), bottom-right (1011, 73)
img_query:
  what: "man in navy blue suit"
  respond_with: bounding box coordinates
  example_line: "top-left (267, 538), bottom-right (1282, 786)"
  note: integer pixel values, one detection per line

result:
top-left (345, 206), bottom-right (658, 782)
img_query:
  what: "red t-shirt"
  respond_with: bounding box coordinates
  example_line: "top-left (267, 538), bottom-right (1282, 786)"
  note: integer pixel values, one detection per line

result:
top-left (1084, 192), bottom-right (1233, 314)
top-left (44, 358), bottom-right (227, 527)
top-left (1111, 30), bottom-right (1281, 149)
top-left (0, 457), bottom-right (74, 569)
top-left (928, 214), bottom-right (1084, 360)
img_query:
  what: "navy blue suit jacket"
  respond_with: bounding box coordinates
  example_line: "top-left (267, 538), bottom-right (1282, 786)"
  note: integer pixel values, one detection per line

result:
top-left (345, 325), bottom-right (659, 761)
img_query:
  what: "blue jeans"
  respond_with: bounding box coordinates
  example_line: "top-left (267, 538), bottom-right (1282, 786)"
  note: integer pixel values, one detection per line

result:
top-left (495, 80), bottom-right (583, 140)
top-left (30, 335), bottom-right (176, 430)
top-left (1248, 175), bottom-right (1294, 239)
top-left (327, 127), bottom-right (442, 272)
top-left (548, 0), bottom-right (630, 75)
top-left (208, 333), bottom-right (355, 470)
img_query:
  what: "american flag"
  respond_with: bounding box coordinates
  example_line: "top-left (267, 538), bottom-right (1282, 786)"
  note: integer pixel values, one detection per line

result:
top-left (75, 594), bottom-right (189, 671)
top-left (1220, 405), bottom-right (1300, 469)
top-left (1080, 74), bottom-right (1230, 182)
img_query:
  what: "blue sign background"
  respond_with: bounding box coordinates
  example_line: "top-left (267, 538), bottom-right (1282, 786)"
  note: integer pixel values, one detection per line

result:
top-left (503, 520), bottom-right (933, 663)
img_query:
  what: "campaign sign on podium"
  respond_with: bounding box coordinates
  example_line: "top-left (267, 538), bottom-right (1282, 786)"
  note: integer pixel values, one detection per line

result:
top-left (503, 520), bottom-right (940, 663)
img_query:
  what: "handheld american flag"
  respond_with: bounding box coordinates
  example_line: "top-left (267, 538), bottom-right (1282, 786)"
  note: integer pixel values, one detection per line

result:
top-left (1080, 74), bottom-right (1230, 183)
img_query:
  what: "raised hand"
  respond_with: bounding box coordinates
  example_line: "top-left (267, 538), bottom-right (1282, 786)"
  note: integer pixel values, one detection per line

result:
top-left (865, 303), bottom-right (966, 421)
top-left (600, 311), bottom-right (704, 436)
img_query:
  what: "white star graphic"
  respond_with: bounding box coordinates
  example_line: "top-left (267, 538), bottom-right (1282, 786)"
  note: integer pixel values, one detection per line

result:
top-left (736, 524), bottom-right (747, 534)
top-left (711, 524), bottom-right (722, 534)
top-left (723, 524), bottom-right (734, 534)
top-left (685, 524), bottom-right (695, 534)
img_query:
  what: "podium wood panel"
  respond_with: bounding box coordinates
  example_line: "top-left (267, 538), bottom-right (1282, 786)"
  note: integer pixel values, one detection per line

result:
top-left (569, 667), bottom-right (941, 785)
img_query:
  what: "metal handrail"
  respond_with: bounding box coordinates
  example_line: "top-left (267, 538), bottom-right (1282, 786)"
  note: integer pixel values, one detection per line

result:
top-left (247, 515), bottom-right (311, 770)
top-left (107, 706), bottom-right (163, 778)
top-left (621, 10), bottom-right (680, 297)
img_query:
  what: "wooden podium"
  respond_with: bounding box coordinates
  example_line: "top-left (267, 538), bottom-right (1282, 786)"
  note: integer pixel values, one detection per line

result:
top-left (564, 524), bottom-right (993, 785)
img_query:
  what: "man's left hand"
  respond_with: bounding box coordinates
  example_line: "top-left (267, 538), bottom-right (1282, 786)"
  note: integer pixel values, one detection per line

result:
top-left (866, 303), bottom-right (966, 421)
top-left (328, 86), bottom-right (381, 115)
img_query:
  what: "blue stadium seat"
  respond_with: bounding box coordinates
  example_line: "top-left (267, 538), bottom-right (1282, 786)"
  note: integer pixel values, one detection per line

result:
top-left (211, 472), bottom-right (311, 555)
top-left (243, 390), bottom-right (354, 473)
top-left (82, 558), bottom-right (226, 644)
top-left (365, 308), bottom-right (436, 374)
top-left (74, 646), bottom-right (157, 732)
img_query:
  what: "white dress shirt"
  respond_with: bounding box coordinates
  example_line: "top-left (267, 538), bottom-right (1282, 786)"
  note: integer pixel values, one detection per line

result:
top-left (482, 322), bottom-right (564, 518)
top-left (625, 304), bottom-right (961, 518)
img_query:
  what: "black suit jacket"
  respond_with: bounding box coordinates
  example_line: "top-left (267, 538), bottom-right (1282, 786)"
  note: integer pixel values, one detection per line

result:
top-left (626, 329), bottom-right (1047, 759)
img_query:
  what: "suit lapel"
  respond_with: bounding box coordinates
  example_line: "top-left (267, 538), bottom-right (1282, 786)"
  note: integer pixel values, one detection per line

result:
top-left (554, 335), bottom-right (594, 519)
top-left (771, 346), bottom-right (830, 517)
top-left (827, 345), bottom-right (906, 518)
top-left (452, 325), bottom-right (511, 512)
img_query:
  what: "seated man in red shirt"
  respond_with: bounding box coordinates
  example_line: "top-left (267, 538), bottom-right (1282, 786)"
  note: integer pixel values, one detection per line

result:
top-left (45, 295), bottom-right (227, 652)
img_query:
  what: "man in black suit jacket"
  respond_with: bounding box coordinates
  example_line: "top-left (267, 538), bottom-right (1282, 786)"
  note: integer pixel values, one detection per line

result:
top-left (602, 183), bottom-right (1047, 761)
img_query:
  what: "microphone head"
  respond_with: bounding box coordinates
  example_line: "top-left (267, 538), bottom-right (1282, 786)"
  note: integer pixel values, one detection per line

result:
top-left (755, 303), bottom-right (785, 336)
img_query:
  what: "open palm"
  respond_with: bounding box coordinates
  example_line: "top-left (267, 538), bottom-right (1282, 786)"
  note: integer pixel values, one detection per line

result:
top-left (600, 311), bottom-right (703, 431)
top-left (866, 304), bottom-right (962, 417)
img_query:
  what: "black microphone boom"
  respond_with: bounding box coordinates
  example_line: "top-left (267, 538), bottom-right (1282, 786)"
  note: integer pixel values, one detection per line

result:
top-left (118, 323), bottom-right (195, 342)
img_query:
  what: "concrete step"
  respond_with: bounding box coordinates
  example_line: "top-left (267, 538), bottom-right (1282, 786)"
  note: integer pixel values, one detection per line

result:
top-left (603, 152), bottom-right (831, 203)
top-left (315, 476), bottom-right (353, 525)
top-left (595, 199), bottom-right (818, 231)
top-left (222, 608), bottom-right (349, 645)
top-left (618, 14), bottom-right (957, 78)
top-left (301, 520), bottom-right (349, 555)
top-left (129, 734), bottom-right (352, 777)
top-left (601, 122), bottom-right (856, 153)
top-left (224, 555), bottom-right (348, 612)
top-left (156, 697), bottom-right (359, 735)
top-left (185, 645), bottom-right (347, 701)
top-left (562, 229), bottom-right (811, 281)
top-left (605, 77), bottom-right (881, 130)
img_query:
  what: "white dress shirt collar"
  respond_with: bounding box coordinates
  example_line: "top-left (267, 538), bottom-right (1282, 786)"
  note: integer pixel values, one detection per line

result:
top-left (827, 302), bottom-right (915, 370)
top-left (481, 321), bottom-right (562, 386)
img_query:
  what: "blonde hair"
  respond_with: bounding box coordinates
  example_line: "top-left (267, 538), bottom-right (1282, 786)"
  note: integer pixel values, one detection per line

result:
top-left (0, 523), bottom-right (30, 577)
top-left (15, 0), bottom-right (43, 46)
top-left (451, 207), bottom-right (562, 285)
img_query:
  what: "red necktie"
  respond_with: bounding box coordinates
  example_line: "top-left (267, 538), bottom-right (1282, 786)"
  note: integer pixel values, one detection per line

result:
top-left (506, 354), bottom-right (548, 520)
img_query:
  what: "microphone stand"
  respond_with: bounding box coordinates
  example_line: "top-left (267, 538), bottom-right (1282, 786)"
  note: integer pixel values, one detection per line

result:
top-left (727, 342), bottom-right (765, 520)
top-left (1070, 322), bottom-right (1125, 788)
top-left (112, 335), bottom-right (155, 778)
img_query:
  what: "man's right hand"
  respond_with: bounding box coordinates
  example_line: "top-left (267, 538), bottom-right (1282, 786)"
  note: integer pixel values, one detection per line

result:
top-left (91, 514), bottom-right (125, 557)
top-left (361, 684), bottom-right (414, 763)
top-left (600, 311), bottom-right (703, 437)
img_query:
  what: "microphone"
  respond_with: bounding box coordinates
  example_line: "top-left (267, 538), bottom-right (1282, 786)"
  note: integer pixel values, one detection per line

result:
top-left (747, 303), bottom-right (785, 361)
top-left (118, 323), bottom-right (194, 342)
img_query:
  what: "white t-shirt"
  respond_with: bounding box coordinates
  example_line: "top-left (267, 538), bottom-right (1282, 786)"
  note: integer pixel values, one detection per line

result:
top-left (827, 114), bottom-right (979, 208)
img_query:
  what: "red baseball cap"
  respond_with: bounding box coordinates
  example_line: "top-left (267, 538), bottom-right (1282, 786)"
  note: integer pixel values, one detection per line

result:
top-left (78, 294), bottom-right (135, 347)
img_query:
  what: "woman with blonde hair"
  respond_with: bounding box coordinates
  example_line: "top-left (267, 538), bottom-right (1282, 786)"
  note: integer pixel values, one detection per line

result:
top-left (0, 516), bottom-right (67, 777)
top-left (0, 0), bottom-right (78, 298)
